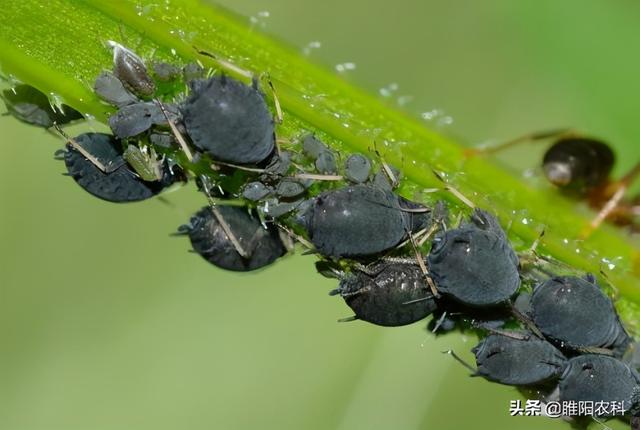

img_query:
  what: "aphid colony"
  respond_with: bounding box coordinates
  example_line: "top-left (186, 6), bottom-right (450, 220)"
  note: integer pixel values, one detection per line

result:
top-left (3, 42), bottom-right (640, 425)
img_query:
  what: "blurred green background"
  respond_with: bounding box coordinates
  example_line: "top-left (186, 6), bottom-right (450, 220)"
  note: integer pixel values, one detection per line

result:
top-left (2, 1), bottom-right (640, 429)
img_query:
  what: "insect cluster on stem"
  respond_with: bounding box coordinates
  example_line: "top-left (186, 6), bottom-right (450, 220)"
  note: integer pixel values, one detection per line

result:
top-left (3, 41), bottom-right (640, 428)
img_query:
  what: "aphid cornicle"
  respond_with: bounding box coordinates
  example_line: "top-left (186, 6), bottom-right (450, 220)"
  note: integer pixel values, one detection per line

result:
top-left (180, 205), bottom-right (286, 272)
top-left (428, 209), bottom-right (520, 307)
top-left (330, 260), bottom-right (437, 327)
top-left (298, 184), bottom-right (429, 259)
top-left (182, 75), bottom-right (275, 165)
top-left (107, 41), bottom-right (156, 98)
top-left (472, 333), bottom-right (567, 386)
top-left (529, 275), bottom-right (630, 354)
top-left (2, 84), bottom-right (83, 128)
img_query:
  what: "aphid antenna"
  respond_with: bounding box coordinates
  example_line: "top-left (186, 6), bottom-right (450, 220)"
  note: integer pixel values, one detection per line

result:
top-left (259, 72), bottom-right (284, 124)
top-left (464, 127), bottom-right (575, 157)
top-left (431, 168), bottom-right (476, 209)
top-left (192, 46), bottom-right (253, 80)
top-left (471, 323), bottom-right (529, 341)
top-left (275, 222), bottom-right (315, 251)
top-left (210, 161), bottom-right (265, 173)
top-left (408, 230), bottom-right (440, 298)
top-left (371, 140), bottom-right (400, 188)
top-left (337, 315), bottom-right (359, 323)
top-left (402, 296), bottom-right (434, 306)
top-left (52, 148), bottom-right (66, 160)
top-left (52, 123), bottom-right (110, 173)
top-left (581, 161), bottom-right (640, 238)
top-left (294, 173), bottom-right (344, 181)
top-left (441, 349), bottom-right (477, 374)
top-left (154, 99), bottom-right (194, 162)
top-left (419, 223), bottom-right (441, 247)
top-left (597, 269), bottom-right (620, 300)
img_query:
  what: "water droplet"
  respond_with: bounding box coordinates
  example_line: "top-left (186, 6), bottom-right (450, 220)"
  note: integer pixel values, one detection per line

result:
top-left (335, 62), bottom-right (356, 73)
top-left (302, 41), bottom-right (322, 56)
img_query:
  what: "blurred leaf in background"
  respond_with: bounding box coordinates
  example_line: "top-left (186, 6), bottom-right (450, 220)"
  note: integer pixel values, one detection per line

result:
top-left (1, 1), bottom-right (639, 429)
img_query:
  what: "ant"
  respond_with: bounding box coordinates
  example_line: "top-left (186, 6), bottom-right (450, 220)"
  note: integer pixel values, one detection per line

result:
top-left (467, 129), bottom-right (640, 236)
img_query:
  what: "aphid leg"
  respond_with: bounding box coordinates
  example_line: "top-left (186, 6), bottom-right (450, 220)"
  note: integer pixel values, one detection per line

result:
top-left (52, 124), bottom-right (110, 173)
top-left (518, 227), bottom-right (546, 269)
top-left (581, 161), bottom-right (640, 238)
top-left (431, 168), bottom-right (476, 209)
top-left (53, 148), bottom-right (66, 160)
top-left (576, 346), bottom-right (615, 356)
top-left (464, 128), bottom-right (575, 157)
top-left (431, 311), bottom-right (449, 333)
top-left (510, 305), bottom-right (545, 339)
top-left (408, 231), bottom-right (440, 298)
top-left (154, 99), bottom-right (194, 162)
top-left (590, 415), bottom-right (613, 430)
top-left (198, 174), bottom-right (250, 258)
top-left (337, 315), bottom-right (359, 323)
top-left (192, 46), bottom-right (253, 79)
top-left (294, 173), bottom-right (344, 181)
top-left (259, 72), bottom-right (283, 124)
top-left (441, 349), bottom-right (476, 373)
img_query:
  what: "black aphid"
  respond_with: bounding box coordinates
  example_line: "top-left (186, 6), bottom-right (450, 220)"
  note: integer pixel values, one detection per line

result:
top-left (183, 62), bottom-right (205, 81)
top-left (64, 132), bottom-right (175, 202)
top-left (108, 41), bottom-right (156, 97)
top-left (428, 209), bottom-right (520, 307)
top-left (345, 154), bottom-right (371, 183)
top-left (182, 75), bottom-right (275, 164)
top-left (109, 102), bottom-right (180, 139)
top-left (275, 178), bottom-right (306, 199)
top-left (2, 84), bottom-right (82, 128)
top-left (301, 134), bottom-right (337, 174)
top-left (559, 354), bottom-right (640, 415)
top-left (330, 260), bottom-right (437, 326)
top-left (298, 184), bottom-right (429, 258)
top-left (181, 205), bottom-right (286, 272)
top-left (243, 181), bottom-right (273, 201)
top-left (530, 275), bottom-right (630, 354)
top-left (94, 71), bottom-right (138, 108)
top-left (473, 333), bottom-right (566, 386)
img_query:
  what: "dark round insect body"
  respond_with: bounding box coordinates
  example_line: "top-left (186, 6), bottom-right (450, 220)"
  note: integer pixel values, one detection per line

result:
top-left (275, 179), bottom-right (305, 199)
top-left (530, 275), bottom-right (629, 353)
top-left (428, 209), bottom-right (520, 307)
top-left (559, 354), bottom-right (640, 415)
top-left (334, 261), bottom-right (437, 326)
top-left (243, 181), bottom-right (273, 201)
top-left (182, 75), bottom-right (275, 165)
top-left (473, 334), bottom-right (566, 386)
top-left (345, 154), bottom-right (371, 183)
top-left (2, 84), bottom-right (83, 127)
top-left (183, 206), bottom-right (286, 272)
top-left (299, 184), bottom-right (429, 258)
top-left (64, 133), bottom-right (174, 202)
top-left (543, 137), bottom-right (614, 194)
top-left (109, 102), bottom-right (180, 139)
top-left (152, 62), bottom-right (180, 82)
top-left (109, 41), bottom-right (156, 97)
top-left (94, 71), bottom-right (138, 108)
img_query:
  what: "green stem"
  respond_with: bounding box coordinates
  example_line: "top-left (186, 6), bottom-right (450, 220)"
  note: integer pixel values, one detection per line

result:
top-left (1, 0), bottom-right (639, 328)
